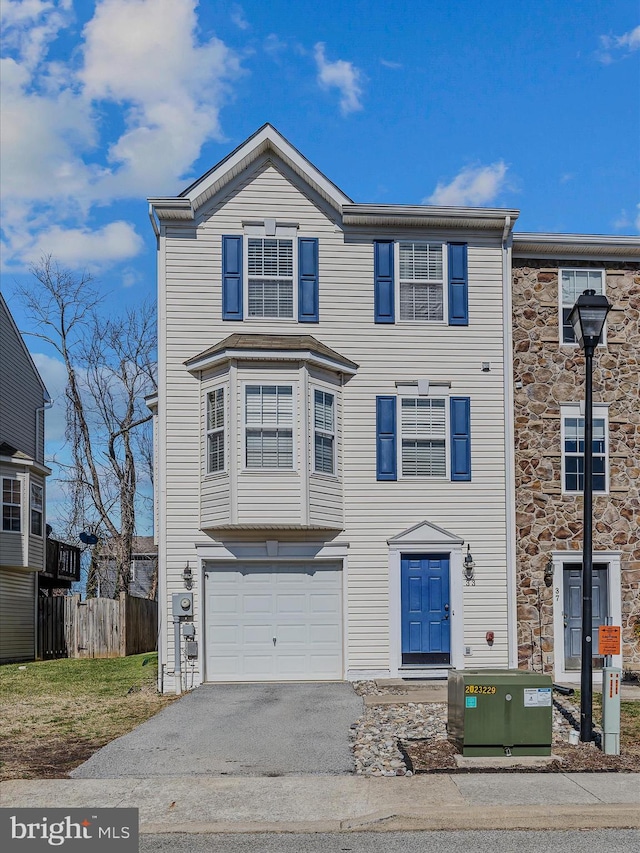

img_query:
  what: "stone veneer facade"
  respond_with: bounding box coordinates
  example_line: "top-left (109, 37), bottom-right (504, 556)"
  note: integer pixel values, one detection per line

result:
top-left (513, 258), bottom-right (640, 677)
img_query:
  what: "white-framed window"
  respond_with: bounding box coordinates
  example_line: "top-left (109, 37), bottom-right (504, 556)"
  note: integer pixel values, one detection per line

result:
top-left (2, 477), bottom-right (21, 532)
top-left (400, 397), bottom-right (447, 477)
top-left (560, 269), bottom-right (606, 344)
top-left (30, 482), bottom-right (43, 536)
top-left (314, 389), bottom-right (335, 475)
top-left (561, 405), bottom-right (608, 494)
top-left (206, 388), bottom-right (225, 474)
top-left (247, 238), bottom-right (295, 318)
top-left (398, 242), bottom-right (445, 322)
top-left (245, 384), bottom-right (294, 469)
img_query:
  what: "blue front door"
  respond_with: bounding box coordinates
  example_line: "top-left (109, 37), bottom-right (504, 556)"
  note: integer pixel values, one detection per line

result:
top-left (401, 555), bottom-right (451, 666)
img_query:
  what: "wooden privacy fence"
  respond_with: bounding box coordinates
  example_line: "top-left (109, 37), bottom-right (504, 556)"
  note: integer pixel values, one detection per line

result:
top-left (38, 597), bottom-right (67, 660)
top-left (65, 593), bottom-right (158, 658)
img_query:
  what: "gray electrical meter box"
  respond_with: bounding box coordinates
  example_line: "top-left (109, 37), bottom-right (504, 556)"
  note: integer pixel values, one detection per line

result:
top-left (172, 592), bottom-right (193, 617)
top-left (448, 668), bottom-right (553, 757)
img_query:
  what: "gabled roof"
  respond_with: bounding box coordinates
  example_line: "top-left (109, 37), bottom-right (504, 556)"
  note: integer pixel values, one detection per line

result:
top-left (185, 334), bottom-right (359, 376)
top-left (148, 124), bottom-right (352, 222)
top-left (387, 520), bottom-right (464, 546)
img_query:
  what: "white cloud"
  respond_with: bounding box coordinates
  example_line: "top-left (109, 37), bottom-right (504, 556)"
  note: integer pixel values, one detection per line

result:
top-left (0, 0), bottom-right (242, 268)
top-left (29, 221), bottom-right (144, 266)
top-left (78, 0), bottom-right (242, 199)
top-left (613, 204), bottom-right (640, 233)
top-left (31, 352), bottom-right (68, 443)
top-left (314, 42), bottom-right (363, 115)
top-left (230, 4), bottom-right (249, 30)
top-left (380, 59), bottom-right (402, 69)
top-left (425, 161), bottom-right (509, 206)
top-left (597, 24), bottom-right (640, 63)
top-left (264, 33), bottom-right (287, 56)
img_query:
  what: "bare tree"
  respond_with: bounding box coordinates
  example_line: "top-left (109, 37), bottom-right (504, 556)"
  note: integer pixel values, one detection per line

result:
top-left (20, 255), bottom-right (156, 597)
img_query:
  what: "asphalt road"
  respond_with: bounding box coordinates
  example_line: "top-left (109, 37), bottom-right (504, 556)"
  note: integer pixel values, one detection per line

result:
top-left (71, 682), bottom-right (363, 777)
top-left (140, 830), bottom-right (640, 853)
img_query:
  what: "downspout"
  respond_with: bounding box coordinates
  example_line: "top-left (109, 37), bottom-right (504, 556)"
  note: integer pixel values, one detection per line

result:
top-left (148, 204), bottom-right (160, 241)
top-left (35, 395), bottom-right (54, 659)
top-left (501, 215), bottom-right (518, 668)
top-left (150, 200), bottom-right (168, 692)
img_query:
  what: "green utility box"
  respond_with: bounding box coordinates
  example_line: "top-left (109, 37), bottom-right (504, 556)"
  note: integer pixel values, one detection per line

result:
top-left (448, 669), bottom-right (553, 757)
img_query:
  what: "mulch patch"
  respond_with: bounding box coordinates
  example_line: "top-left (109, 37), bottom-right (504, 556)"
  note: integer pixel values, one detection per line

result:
top-left (401, 737), bottom-right (640, 773)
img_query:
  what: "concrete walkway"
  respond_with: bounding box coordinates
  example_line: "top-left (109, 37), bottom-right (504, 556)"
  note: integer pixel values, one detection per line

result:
top-left (2, 774), bottom-right (639, 833)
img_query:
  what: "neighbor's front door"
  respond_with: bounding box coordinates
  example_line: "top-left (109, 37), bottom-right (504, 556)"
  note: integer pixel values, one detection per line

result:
top-left (401, 554), bottom-right (450, 666)
top-left (563, 563), bottom-right (609, 671)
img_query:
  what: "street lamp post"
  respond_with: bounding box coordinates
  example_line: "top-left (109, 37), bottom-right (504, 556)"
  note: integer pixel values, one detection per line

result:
top-left (567, 289), bottom-right (612, 743)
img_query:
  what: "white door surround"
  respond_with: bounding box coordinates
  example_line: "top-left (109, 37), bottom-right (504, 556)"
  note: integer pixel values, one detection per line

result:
top-left (550, 550), bottom-right (622, 682)
top-left (388, 520), bottom-right (465, 678)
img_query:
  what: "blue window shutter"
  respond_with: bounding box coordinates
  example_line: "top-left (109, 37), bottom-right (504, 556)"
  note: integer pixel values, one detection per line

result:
top-left (448, 242), bottom-right (468, 326)
top-left (298, 237), bottom-right (319, 322)
top-left (222, 235), bottom-right (243, 320)
top-left (374, 241), bottom-right (395, 323)
top-left (450, 396), bottom-right (471, 481)
top-left (376, 396), bottom-right (397, 481)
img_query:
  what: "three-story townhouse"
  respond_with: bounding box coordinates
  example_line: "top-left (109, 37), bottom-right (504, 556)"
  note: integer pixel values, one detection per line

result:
top-left (149, 125), bottom-right (519, 692)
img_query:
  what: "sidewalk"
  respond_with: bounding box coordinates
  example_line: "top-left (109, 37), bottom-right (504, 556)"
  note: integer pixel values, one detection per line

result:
top-left (2, 773), bottom-right (639, 833)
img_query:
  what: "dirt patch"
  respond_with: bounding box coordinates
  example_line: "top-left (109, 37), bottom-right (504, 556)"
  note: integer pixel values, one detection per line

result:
top-left (1, 738), bottom-right (112, 780)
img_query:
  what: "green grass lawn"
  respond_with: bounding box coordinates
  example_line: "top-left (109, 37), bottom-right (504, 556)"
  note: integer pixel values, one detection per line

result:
top-left (0, 653), bottom-right (176, 780)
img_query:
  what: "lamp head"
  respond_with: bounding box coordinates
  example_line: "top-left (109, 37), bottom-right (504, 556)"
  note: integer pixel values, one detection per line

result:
top-left (463, 545), bottom-right (475, 581)
top-left (567, 289), bottom-right (611, 351)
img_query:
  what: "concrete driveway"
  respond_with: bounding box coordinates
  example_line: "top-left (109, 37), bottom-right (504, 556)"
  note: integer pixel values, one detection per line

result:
top-left (70, 682), bottom-right (363, 778)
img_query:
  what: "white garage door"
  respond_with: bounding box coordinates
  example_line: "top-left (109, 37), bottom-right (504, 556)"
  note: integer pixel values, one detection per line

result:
top-left (204, 562), bottom-right (343, 681)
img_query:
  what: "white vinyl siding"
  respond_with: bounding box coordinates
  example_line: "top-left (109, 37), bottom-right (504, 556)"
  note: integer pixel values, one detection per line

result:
top-left (30, 482), bottom-right (43, 536)
top-left (561, 405), bottom-right (608, 494)
top-left (398, 242), bottom-right (444, 322)
top-left (314, 390), bottom-right (335, 475)
top-left (207, 388), bottom-right (225, 473)
top-left (248, 238), bottom-right (294, 318)
top-left (560, 269), bottom-right (605, 344)
top-left (245, 384), bottom-right (294, 469)
top-left (400, 398), bottom-right (447, 478)
top-left (2, 478), bottom-right (21, 532)
top-left (160, 155), bottom-right (511, 687)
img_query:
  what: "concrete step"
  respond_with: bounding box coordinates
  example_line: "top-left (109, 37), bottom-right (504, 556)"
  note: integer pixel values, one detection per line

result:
top-left (375, 679), bottom-right (447, 690)
top-left (365, 682), bottom-right (448, 706)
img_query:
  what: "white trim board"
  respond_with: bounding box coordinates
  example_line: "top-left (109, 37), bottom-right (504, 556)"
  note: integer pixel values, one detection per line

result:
top-left (550, 550), bottom-right (622, 682)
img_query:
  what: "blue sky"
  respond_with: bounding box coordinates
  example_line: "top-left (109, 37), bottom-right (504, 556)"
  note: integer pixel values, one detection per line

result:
top-left (1, 0), bottom-right (638, 532)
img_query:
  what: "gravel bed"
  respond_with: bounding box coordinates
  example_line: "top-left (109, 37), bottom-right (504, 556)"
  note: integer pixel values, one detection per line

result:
top-left (350, 682), bottom-right (579, 776)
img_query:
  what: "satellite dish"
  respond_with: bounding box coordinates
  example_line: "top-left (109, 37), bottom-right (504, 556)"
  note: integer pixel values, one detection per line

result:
top-left (79, 532), bottom-right (99, 545)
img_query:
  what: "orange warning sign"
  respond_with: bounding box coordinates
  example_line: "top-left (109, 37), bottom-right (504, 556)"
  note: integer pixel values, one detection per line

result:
top-left (599, 626), bottom-right (621, 656)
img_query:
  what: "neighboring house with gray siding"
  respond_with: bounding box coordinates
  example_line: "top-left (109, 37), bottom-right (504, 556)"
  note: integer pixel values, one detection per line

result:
top-left (511, 236), bottom-right (640, 681)
top-left (149, 125), bottom-right (519, 692)
top-left (0, 294), bottom-right (51, 663)
top-left (93, 536), bottom-right (158, 599)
